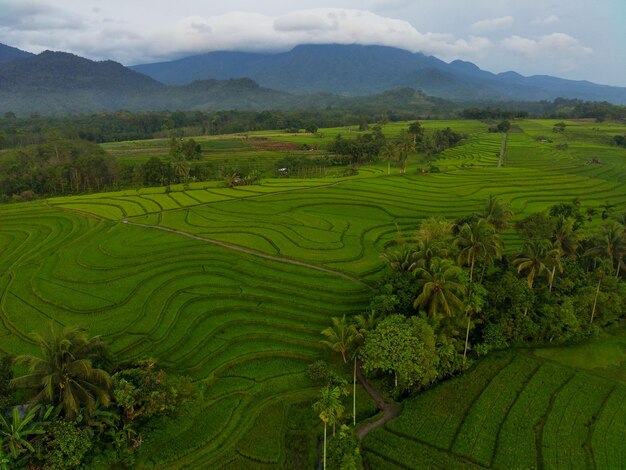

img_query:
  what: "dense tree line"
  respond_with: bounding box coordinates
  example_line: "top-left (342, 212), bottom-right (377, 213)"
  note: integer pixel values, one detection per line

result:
top-left (548, 98), bottom-right (626, 121)
top-left (2, 98), bottom-right (623, 151)
top-left (0, 139), bottom-right (116, 200)
top-left (0, 121), bottom-right (466, 200)
top-left (329, 121), bottom-right (465, 174)
top-left (0, 109), bottom-right (428, 150)
top-left (461, 108), bottom-right (528, 120)
top-left (314, 197), bottom-right (626, 465)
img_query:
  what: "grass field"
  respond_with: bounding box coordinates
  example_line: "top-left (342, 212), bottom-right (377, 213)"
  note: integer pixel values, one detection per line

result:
top-left (1, 119), bottom-right (625, 467)
top-left (363, 330), bottom-right (626, 469)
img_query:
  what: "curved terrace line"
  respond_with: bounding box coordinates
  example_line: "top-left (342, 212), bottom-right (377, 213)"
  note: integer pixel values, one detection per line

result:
top-left (122, 219), bottom-right (373, 289)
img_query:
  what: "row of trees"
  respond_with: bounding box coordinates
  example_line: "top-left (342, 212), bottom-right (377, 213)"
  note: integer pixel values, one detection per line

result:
top-left (2, 121), bottom-right (462, 199)
top-left (0, 109), bottom-right (428, 150)
top-left (313, 196), bottom-right (626, 465)
top-left (0, 139), bottom-right (116, 199)
top-left (0, 326), bottom-right (194, 468)
top-left (328, 121), bottom-right (465, 173)
top-left (0, 135), bottom-right (247, 199)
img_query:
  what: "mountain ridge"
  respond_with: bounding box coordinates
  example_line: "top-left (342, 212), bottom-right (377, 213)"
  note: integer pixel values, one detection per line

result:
top-left (0, 43), bottom-right (34, 64)
top-left (0, 49), bottom-right (450, 115)
top-left (1, 43), bottom-right (625, 115)
top-left (131, 43), bottom-right (626, 104)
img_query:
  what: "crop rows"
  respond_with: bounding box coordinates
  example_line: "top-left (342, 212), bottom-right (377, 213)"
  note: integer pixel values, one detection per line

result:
top-left (46, 123), bottom-right (626, 284)
top-left (2, 119), bottom-right (625, 467)
top-left (364, 351), bottom-right (624, 470)
top-left (0, 203), bottom-right (370, 468)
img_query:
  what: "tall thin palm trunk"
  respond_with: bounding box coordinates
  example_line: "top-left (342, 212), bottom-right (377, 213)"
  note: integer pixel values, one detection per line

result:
top-left (323, 423), bottom-right (327, 470)
top-left (479, 260), bottom-right (488, 284)
top-left (591, 278), bottom-right (601, 324)
top-left (463, 314), bottom-right (471, 364)
top-left (353, 357), bottom-right (356, 426)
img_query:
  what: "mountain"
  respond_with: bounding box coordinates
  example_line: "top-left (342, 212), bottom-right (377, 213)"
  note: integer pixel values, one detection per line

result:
top-left (0, 43), bottom-right (34, 64)
top-left (0, 50), bottom-right (162, 93)
top-left (0, 48), bottom-right (451, 115)
top-left (132, 44), bottom-right (626, 104)
top-left (0, 51), bottom-right (165, 114)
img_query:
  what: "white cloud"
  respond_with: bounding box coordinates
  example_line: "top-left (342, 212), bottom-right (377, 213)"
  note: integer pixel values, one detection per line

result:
top-left (0, 1), bottom-right (86, 31)
top-left (368, 0), bottom-right (416, 11)
top-left (133, 8), bottom-right (492, 63)
top-left (502, 32), bottom-right (591, 57)
top-left (470, 16), bottom-right (513, 33)
top-left (531, 15), bottom-right (560, 25)
top-left (274, 14), bottom-right (337, 32)
top-left (501, 32), bottom-right (592, 71)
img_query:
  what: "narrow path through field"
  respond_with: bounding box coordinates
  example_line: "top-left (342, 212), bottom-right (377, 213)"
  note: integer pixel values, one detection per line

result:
top-left (122, 220), bottom-right (372, 289)
top-left (498, 133), bottom-right (508, 167)
top-left (356, 359), bottom-right (400, 440)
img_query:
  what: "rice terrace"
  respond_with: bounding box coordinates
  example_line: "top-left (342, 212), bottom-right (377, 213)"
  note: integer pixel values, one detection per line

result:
top-left (1, 115), bottom-right (626, 469)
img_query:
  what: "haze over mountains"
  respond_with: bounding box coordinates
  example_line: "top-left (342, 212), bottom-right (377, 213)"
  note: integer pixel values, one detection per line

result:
top-left (0, 42), bottom-right (625, 116)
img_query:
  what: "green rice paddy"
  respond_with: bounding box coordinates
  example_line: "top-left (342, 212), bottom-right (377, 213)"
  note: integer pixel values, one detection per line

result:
top-left (1, 119), bottom-right (625, 467)
top-left (364, 334), bottom-right (626, 469)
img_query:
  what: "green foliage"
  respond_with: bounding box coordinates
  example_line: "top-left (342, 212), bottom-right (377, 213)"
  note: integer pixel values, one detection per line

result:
top-left (112, 358), bottom-right (194, 422)
top-left (361, 315), bottom-right (438, 390)
top-left (11, 325), bottom-right (111, 420)
top-left (327, 130), bottom-right (385, 166)
top-left (553, 121), bottom-right (567, 133)
top-left (0, 357), bottom-right (13, 410)
top-left (320, 315), bottom-right (360, 364)
top-left (0, 138), bottom-right (114, 197)
top-left (313, 384), bottom-right (347, 433)
top-left (0, 404), bottom-right (53, 463)
top-left (327, 425), bottom-right (363, 470)
top-left (413, 258), bottom-right (466, 318)
top-left (39, 420), bottom-right (92, 470)
top-left (307, 361), bottom-right (347, 388)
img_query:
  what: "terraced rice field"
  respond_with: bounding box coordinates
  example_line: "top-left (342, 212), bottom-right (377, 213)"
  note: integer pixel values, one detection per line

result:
top-left (364, 338), bottom-right (626, 470)
top-left (0, 201), bottom-right (372, 468)
top-left (1, 119), bottom-right (625, 467)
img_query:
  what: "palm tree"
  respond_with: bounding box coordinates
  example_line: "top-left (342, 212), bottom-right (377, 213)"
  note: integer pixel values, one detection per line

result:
top-left (381, 142), bottom-right (398, 176)
top-left (408, 121), bottom-right (424, 146)
top-left (313, 385), bottom-right (345, 470)
top-left (586, 221), bottom-right (626, 277)
top-left (552, 216), bottom-right (580, 260)
top-left (354, 311), bottom-right (380, 338)
top-left (514, 240), bottom-right (554, 289)
top-left (418, 237), bottom-right (452, 268)
top-left (454, 219), bottom-right (500, 361)
top-left (396, 130), bottom-right (415, 175)
top-left (545, 242), bottom-right (564, 291)
top-left (590, 258), bottom-right (612, 325)
top-left (11, 325), bottom-right (112, 420)
top-left (483, 195), bottom-right (513, 232)
top-left (320, 316), bottom-right (359, 364)
top-left (0, 405), bottom-right (53, 461)
top-left (455, 219), bottom-right (501, 285)
top-left (170, 153), bottom-right (190, 183)
top-left (381, 244), bottom-right (418, 272)
top-left (413, 258), bottom-right (466, 318)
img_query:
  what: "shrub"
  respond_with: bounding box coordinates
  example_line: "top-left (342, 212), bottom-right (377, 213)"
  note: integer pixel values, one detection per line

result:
top-left (40, 420), bottom-right (92, 470)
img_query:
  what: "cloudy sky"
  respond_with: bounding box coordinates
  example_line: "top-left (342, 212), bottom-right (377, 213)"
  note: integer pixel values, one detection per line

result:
top-left (0, 0), bottom-right (624, 86)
